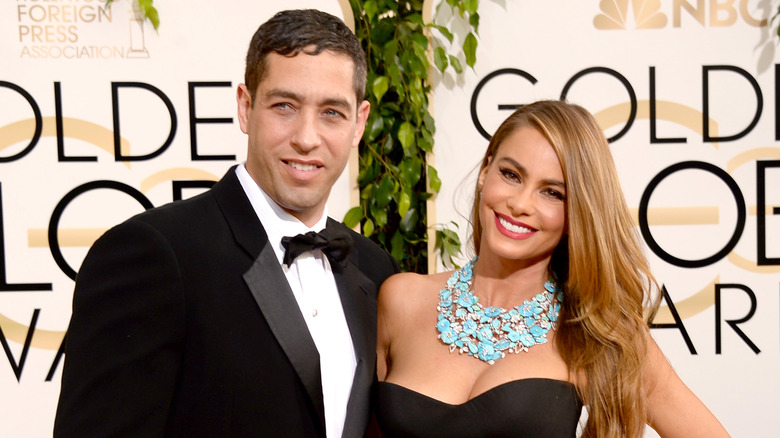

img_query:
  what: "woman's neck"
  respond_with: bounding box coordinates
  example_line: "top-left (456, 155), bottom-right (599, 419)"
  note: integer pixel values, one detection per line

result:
top-left (470, 252), bottom-right (552, 308)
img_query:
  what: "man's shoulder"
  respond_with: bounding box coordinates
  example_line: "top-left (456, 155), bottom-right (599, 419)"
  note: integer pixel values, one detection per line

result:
top-left (128, 188), bottom-right (218, 226)
top-left (125, 169), bottom-right (241, 227)
top-left (122, 166), bottom-right (239, 224)
top-left (101, 175), bottom-right (241, 246)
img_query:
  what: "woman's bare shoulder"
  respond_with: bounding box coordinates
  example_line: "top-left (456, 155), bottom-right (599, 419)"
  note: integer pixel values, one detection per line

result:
top-left (381, 270), bottom-right (452, 291)
top-left (378, 271), bottom-right (455, 349)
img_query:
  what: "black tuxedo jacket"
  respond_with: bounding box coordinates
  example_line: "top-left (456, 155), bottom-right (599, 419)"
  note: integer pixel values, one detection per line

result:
top-left (54, 167), bottom-right (399, 437)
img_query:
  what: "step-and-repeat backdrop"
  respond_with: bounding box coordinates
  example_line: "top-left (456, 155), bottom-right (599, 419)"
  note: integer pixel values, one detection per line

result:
top-left (432, 1), bottom-right (779, 437)
top-left (1, 0), bottom-right (777, 436)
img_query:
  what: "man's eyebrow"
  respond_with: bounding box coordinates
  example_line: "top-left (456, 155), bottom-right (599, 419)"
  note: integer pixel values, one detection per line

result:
top-left (263, 89), bottom-right (352, 110)
top-left (263, 88), bottom-right (302, 101)
top-left (321, 97), bottom-right (352, 110)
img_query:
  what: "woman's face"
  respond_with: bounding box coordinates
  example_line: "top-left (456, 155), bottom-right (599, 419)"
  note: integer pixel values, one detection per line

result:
top-left (477, 126), bottom-right (567, 266)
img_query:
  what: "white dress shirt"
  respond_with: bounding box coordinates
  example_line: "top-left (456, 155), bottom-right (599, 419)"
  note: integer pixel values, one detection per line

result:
top-left (236, 164), bottom-right (357, 438)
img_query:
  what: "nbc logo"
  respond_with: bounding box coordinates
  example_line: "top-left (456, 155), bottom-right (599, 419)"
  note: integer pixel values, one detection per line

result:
top-left (593, 0), bottom-right (766, 30)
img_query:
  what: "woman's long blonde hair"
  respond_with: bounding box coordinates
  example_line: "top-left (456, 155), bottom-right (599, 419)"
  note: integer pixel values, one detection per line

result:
top-left (471, 100), bottom-right (659, 438)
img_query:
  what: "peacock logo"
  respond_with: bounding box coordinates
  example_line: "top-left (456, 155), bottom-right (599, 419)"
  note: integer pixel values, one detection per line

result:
top-left (594, 0), bottom-right (668, 30)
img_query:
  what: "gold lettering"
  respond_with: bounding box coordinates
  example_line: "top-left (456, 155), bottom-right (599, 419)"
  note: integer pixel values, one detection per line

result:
top-left (18, 25), bottom-right (30, 42)
top-left (710, 0), bottom-right (737, 27)
top-left (17, 5), bottom-right (109, 24)
top-left (80, 6), bottom-right (95, 22)
top-left (673, 0), bottom-right (706, 27)
top-left (739, 0), bottom-right (767, 26)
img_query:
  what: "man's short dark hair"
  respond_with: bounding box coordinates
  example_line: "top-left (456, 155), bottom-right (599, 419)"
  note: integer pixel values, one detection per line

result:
top-left (244, 9), bottom-right (367, 105)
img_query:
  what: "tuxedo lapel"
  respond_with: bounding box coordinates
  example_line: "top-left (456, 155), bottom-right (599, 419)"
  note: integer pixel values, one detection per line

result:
top-left (326, 220), bottom-right (376, 365)
top-left (332, 261), bottom-right (375, 365)
top-left (212, 167), bottom-right (326, 431)
top-left (243, 245), bottom-right (325, 427)
top-left (327, 221), bottom-right (378, 438)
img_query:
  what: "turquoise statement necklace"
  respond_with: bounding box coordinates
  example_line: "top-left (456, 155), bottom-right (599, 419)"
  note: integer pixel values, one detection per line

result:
top-left (436, 257), bottom-right (563, 364)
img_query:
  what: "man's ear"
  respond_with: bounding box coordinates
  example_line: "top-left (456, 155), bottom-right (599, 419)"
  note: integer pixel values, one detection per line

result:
top-left (352, 100), bottom-right (371, 148)
top-left (236, 84), bottom-right (252, 135)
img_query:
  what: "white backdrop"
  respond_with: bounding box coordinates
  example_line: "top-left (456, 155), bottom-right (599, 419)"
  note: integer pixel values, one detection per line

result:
top-left (1, 0), bottom-right (778, 436)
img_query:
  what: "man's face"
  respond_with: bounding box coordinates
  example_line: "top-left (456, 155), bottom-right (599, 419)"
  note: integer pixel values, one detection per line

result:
top-left (237, 49), bottom-right (369, 226)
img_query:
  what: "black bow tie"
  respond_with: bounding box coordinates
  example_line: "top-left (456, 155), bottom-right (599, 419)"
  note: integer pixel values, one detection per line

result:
top-left (281, 226), bottom-right (353, 266)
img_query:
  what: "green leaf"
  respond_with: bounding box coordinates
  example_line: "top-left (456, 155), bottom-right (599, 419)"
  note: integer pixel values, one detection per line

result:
top-left (407, 13), bottom-right (425, 28)
top-left (399, 158), bottom-right (421, 187)
top-left (372, 205), bottom-right (389, 227)
top-left (431, 24), bottom-right (454, 43)
top-left (424, 111), bottom-right (435, 133)
top-left (469, 12), bottom-right (480, 33)
top-left (433, 46), bottom-right (448, 72)
top-left (435, 224), bottom-right (463, 269)
top-left (464, 32), bottom-right (478, 68)
top-left (382, 39), bottom-right (400, 65)
top-left (386, 62), bottom-right (402, 91)
top-left (343, 206), bottom-right (363, 228)
top-left (372, 76), bottom-right (389, 103)
top-left (397, 122), bottom-right (415, 151)
top-left (138, 0), bottom-right (159, 31)
top-left (408, 76), bottom-right (424, 108)
top-left (398, 191), bottom-right (411, 219)
top-left (407, 50), bottom-right (428, 78)
top-left (440, 227), bottom-right (461, 243)
top-left (427, 165), bottom-right (441, 193)
top-left (360, 183), bottom-right (373, 200)
top-left (375, 175), bottom-right (395, 209)
top-left (366, 113), bottom-right (383, 141)
top-left (454, 1), bottom-right (466, 18)
top-left (364, 0), bottom-right (378, 22)
top-left (463, 0), bottom-right (478, 15)
top-left (418, 129), bottom-right (433, 153)
top-left (411, 32), bottom-right (428, 49)
top-left (449, 55), bottom-right (463, 74)
top-left (410, 47), bottom-right (429, 72)
top-left (382, 135), bottom-right (395, 154)
top-left (146, 7), bottom-right (160, 30)
top-left (390, 231), bottom-right (405, 262)
top-left (400, 208), bottom-right (419, 233)
top-left (363, 218), bottom-right (374, 237)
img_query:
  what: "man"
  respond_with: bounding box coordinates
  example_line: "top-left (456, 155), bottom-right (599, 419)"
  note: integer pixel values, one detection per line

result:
top-left (54, 9), bottom-right (399, 438)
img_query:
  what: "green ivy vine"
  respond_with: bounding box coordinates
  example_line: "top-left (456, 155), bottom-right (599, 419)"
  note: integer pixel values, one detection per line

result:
top-left (346, 0), bottom-right (478, 273)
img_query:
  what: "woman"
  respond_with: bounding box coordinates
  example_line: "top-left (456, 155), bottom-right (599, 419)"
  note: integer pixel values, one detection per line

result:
top-left (375, 101), bottom-right (729, 437)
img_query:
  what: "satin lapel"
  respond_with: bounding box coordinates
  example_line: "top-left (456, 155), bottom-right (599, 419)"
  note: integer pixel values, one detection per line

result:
top-left (243, 236), bottom-right (326, 429)
top-left (334, 262), bottom-right (377, 438)
top-left (210, 166), bottom-right (264, 258)
top-left (328, 224), bottom-right (376, 366)
top-left (213, 167), bottom-right (326, 429)
top-left (332, 261), bottom-right (375, 370)
top-left (328, 221), bottom-right (379, 438)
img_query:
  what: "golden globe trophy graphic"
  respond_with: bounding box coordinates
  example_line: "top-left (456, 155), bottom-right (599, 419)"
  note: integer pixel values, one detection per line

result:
top-left (127, 2), bottom-right (149, 58)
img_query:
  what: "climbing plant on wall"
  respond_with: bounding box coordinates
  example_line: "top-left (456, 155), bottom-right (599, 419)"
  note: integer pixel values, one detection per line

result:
top-left (347, 0), bottom-right (478, 273)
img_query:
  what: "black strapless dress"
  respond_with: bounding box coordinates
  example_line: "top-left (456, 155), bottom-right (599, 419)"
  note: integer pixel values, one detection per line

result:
top-left (376, 378), bottom-right (582, 438)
